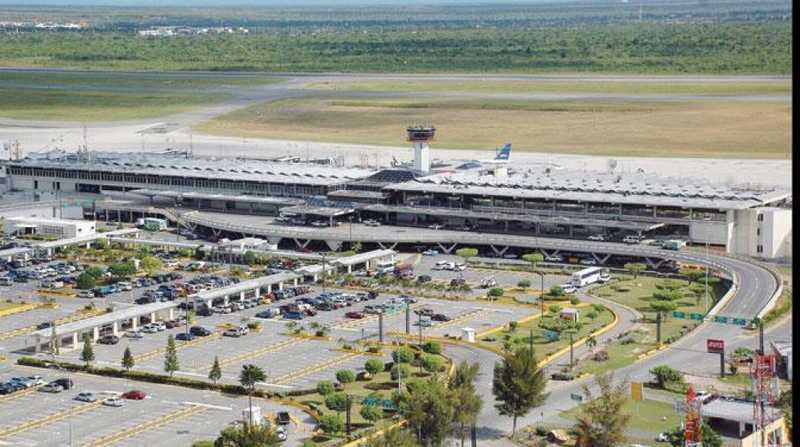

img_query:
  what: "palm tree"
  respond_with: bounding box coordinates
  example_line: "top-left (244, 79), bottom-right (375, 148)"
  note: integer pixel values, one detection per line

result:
top-left (239, 364), bottom-right (266, 426)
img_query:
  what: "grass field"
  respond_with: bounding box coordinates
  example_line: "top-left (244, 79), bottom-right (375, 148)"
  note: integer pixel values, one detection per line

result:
top-left (0, 71), bottom-right (284, 122)
top-left (196, 95), bottom-right (790, 159)
top-left (479, 305), bottom-right (614, 360)
top-left (576, 275), bottom-right (725, 376)
top-left (559, 397), bottom-right (681, 438)
top-left (0, 87), bottom-right (225, 121)
top-left (307, 79), bottom-right (792, 96)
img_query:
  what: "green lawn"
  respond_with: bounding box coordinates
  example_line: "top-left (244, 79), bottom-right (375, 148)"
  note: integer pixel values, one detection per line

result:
top-left (0, 87), bottom-right (226, 121)
top-left (478, 305), bottom-right (614, 360)
top-left (560, 397), bottom-right (681, 438)
top-left (0, 71), bottom-right (284, 89)
top-left (577, 275), bottom-right (725, 377)
top-left (306, 79), bottom-right (791, 96)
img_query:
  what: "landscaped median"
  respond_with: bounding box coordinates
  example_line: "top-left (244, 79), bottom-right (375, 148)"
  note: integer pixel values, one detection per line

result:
top-left (0, 302), bottom-right (50, 318)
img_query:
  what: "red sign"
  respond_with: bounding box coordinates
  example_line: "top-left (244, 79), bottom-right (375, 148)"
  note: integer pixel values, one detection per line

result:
top-left (706, 339), bottom-right (725, 354)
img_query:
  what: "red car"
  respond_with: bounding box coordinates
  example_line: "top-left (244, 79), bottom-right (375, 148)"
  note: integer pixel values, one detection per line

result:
top-left (122, 390), bottom-right (147, 400)
top-left (345, 311), bottom-right (364, 319)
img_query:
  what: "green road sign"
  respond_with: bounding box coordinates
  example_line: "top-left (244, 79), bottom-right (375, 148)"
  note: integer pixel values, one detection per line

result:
top-left (570, 393), bottom-right (583, 402)
top-left (732, 318), bottom-right (748, 326)
top-left (543, 329), bottom-right (560, 342)
top-left (713, 316), bottom-right (729, 324)
top-left (689, 313), bottom-right (704, 321)
top-left (672, 311), bottom-right (686, 319)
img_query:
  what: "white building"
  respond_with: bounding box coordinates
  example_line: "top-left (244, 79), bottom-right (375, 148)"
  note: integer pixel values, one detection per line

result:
top-left (730, 207), bottom-right (792, 259)
top-left (3, 217), bottom-right (95, 239)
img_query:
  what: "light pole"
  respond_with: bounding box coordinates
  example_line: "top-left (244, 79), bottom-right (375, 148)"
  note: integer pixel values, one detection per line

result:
top-left (537, 271), bottom-right (545, 326)
top-left (704, 242), bottom-right (710, 312)
top-left (321, 253), bottom-right (327, 295)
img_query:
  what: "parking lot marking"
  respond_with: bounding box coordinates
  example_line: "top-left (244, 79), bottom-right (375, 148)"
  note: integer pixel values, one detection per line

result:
top-left (188, 337), bottom-right (308, 373)
top-left (133, 332), bottom-right (222, 363)
top-left (0, 386), bottom-right (40, 403)
top-left (333, 304), bottom-right (422, 330)
top-left (181, 401), bottom-right (232, 411)
top-left (432, 309), bottom-right (490, 330)
top-left (0, 400), bottom-right (102, 439)
top-left (83, 404), bottom-right (207, 447)
top-left (271, 351), bottom-right (362, 385)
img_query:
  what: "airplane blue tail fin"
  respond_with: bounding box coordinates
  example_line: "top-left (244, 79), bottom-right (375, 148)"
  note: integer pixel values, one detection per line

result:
top-left (495, 143), bottom-right (511, 160)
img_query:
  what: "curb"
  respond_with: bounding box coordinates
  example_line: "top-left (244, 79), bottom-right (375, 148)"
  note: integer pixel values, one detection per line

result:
top-left (537, 307), bottom-right (618, 369)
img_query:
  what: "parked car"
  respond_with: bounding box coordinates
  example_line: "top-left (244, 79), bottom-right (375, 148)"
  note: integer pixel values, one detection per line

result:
top-left (176, 332), bottom-right (195, 341)
top-left (40, 383), bottom-right (63, 393)
top-left (189, 326), bottom-right (212, 337)
top-left (36, 322), bottom-right (52, 330)
top-left (122, 390), bottom-right (147, 400)
top-left (223, 327), bottom-right (245, 337)
top-left (345, 311), bottom-right (365, 319)
top-left (416, 307), bottom-right (435, 317)
top-left (427, 224), bottom-right (443, 230)
top-left (587, 234), bottom-right (606, 241)
top-left (431, 313), bottom-right (450, 322)
top-left (75, 392), bottom-right (97, 402)
top-left (97, 335), bottom-right (119, 345)
top-left (103, 397), bottom-right (125, 407)
top-left (125, 330), bottom-right (144, 339)
top-left (417, 275), bottom-right (432, 283)
top-left (422, 249), bottom-right (439, 256)
top-left (579, 258), bottom-right (597, 265)
top-left (52, 378), bottom-right (74, 390)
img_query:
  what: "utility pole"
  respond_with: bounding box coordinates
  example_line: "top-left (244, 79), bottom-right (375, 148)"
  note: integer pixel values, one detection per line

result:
top-left (704, 242), bottom-right (710, 312)
top-left (405, 302), bottom-right (410, 334)
top-left (378, 312), bottom-right (384, 344)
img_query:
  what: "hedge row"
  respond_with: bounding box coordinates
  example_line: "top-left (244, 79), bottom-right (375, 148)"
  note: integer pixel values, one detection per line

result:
top-left (17, 357), bottom-right (316, 398)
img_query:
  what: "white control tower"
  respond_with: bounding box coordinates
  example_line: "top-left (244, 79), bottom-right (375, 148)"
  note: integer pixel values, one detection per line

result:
top-left (407, 126), bottom-right (435, 173)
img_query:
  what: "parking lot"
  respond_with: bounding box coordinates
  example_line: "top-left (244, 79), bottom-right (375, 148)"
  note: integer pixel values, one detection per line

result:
top-left (0, 365), bottom-right (314, 446)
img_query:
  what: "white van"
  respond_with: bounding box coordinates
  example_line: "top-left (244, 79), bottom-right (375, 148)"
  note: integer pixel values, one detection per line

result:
top-left (433, 260), bottom-right (449, 271)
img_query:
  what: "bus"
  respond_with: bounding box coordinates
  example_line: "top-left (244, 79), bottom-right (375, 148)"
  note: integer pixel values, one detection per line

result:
top-left (141, 217), bottom-right (168, 231)
top-left (375, 260), bottom-right (396, 275)
top-left (570, 267), bottom-right (604, 287)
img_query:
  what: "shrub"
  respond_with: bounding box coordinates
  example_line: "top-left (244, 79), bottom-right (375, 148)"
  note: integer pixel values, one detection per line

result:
top-left (549, 285), bottom-right (565, 297)
top-left (360, 405), bottom-right (383, 423)
top-left (586, 311), bottom-right (598, 319)
top-left (650, 365), bottom-right (684, 389)
top-left (421, 355), bottom-right (444, 373)
top-left (517, 279), bottom-right (531, 288)
top-left (246, 321), bottom-right (260, 330)
top-left (390, 364), bottom-right (411, 381)
top-left (593, 350), bottom-right (610, 361)
top-left (364, 359), bottom-right (384, 376)
top-left (551, 372), bottom-right (575, 381)
top-left (570, 297), bottom-right (580, 305)
top-left (317, 380), bottom-right (335, 395)
top-left (324, 393), bottom-right (348, 413)
top-left (319, 414), bottom-right (344, 434)
top-left (487, 287), bottom-right (504, 297)
top-left (421, 341), bottom-right (442, 355)
top-left (336, 369), bottom-right (356, 385)
top-left (535, 426), bottom-right (548, 437)
top-left (508, 321), bottom-right (519, 332)
top-left (392, 347), bottom-right (414, 364)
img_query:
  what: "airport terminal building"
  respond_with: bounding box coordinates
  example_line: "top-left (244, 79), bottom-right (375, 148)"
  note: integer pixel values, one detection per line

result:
top-left (2, 151), bottom-right (792, 259)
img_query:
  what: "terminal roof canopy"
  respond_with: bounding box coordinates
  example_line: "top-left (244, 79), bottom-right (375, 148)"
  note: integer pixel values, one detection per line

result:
top-left (387, 170), bottom-right (790, 210)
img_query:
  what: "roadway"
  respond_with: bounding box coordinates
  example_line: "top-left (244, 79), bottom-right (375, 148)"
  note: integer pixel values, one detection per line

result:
top-left (168, 210), bottom-right (778, 319)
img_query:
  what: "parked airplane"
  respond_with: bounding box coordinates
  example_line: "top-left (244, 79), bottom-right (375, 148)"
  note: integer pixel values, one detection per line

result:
top-left (480, 143), bottom-right (511, 164)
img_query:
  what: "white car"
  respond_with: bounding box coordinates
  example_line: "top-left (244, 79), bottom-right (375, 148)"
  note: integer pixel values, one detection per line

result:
top-left (276, 426), bottom-right (287, 441)
top-left (544, 255), bottom-right (563, 262)
top-left (502, 253), bottom-right (518, 259)
top-left (561, 284), bottom-right (577, 294)
top-left (422, 249), bottom-right (439, 256)
top-left (428, 224), bottom-right (443, 230)
top-left (125, 330), bottom-right (144, 339)
top-left (40, 383), bottom-right (63, 393)
top-left (656, 432), bottom-right (670, 442)
top-left (579, 258), bottom-right (597, 265)
top-left (223, 328), bottom-right (243, 337)
top-left (454, 263), bottom-right (467, 271)
top-left (363, 219), bottom-right (381, 227)
top-left (598, 273), bottom-right (611, 283)
top-left (141, 324), bottom-right (158, 334)
top-left (432, 261), bottom-right (449, 270)
top-left (587, 234), bottom-right (606, 241)
top-left (103, 397), bottom-right (125, 407)
top-left (623, 235), bottom-right (642, 244)
top-left (153, 321), bottom-right (167, 331)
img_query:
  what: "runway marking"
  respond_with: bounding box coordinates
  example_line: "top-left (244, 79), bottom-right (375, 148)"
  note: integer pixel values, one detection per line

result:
top-left (270, 351), bottom-right (362, 385)
top-left (0, 400), bottom-right (103, 439)
top-left (83, 404), bottom-right (207, 447)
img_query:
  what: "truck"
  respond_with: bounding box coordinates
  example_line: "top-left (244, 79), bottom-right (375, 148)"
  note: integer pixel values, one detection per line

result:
top-left (663, 239), bottom-right (687, 251)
